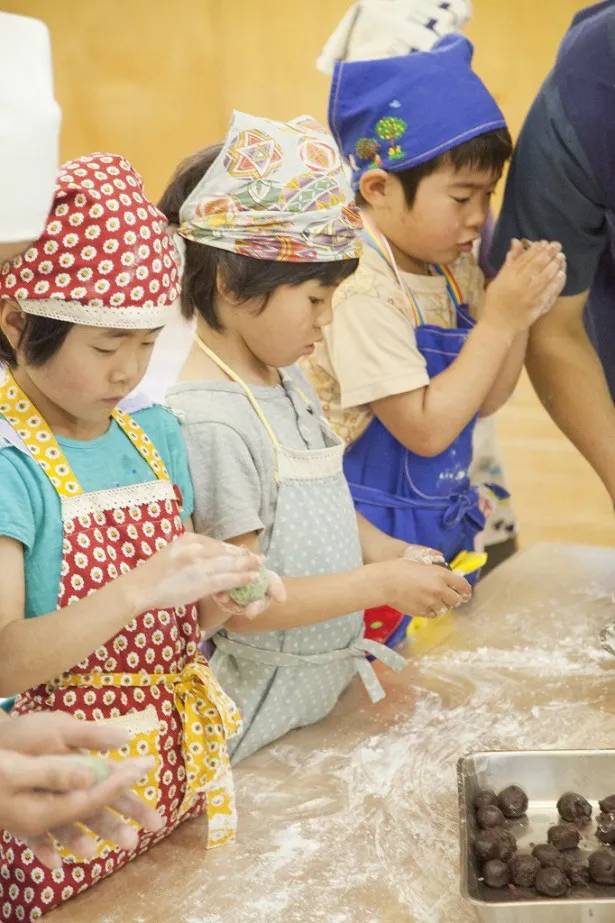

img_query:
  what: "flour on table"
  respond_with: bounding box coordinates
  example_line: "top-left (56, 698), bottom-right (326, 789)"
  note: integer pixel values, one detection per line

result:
top-left (182, 581), bottom-right (615, 923)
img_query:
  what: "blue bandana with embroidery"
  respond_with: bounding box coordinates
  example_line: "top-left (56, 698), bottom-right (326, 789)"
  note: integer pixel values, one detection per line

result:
top-left (328, 34), bottom-right (507, 190)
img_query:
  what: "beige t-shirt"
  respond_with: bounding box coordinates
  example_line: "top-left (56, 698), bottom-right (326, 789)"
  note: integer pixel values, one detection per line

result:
top-left (303, 243), bottom-right (485, 446)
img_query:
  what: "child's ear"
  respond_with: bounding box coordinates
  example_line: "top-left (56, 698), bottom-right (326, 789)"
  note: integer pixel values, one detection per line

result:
top-left (215, 268), bottom-right (242, 305)
top-left (358, 169), bottom-right (394, 208)
top-left (0, 299), bottom-right (27, 350)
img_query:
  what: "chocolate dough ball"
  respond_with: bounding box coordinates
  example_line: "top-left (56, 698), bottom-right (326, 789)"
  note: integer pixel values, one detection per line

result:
top-left (589, 850), bottom-right (615, 885)
top-left (498, 785), bottom-right (528, 819)
top-left (596, 812), bottom-right (615, 844)
top-left (476, 805), bottom-right (506, 830)
top-left (474, 829), bottom-right (518, 862)
top-left (599, 795), bottom-right (615, 814)
top-left (565, 859), bottom-right (590, 887)
top-left (508, 854), bottom-right (540, 888)
top-left (474, 789), bottom-right (499, 812)
top-left (483, 859), bottom-right (511, 889)
top-left (557, 791), bottom-right (592, 824)
top-left (531, 844), bottom-right (567, 872)
top-left (547, 823), bottom-right (581, 850)
top-left (535, 867), bottom-right (569, 898)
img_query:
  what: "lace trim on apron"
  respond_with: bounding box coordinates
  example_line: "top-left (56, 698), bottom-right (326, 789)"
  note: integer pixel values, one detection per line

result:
top-left (62, 479), bottom-right (175, 518)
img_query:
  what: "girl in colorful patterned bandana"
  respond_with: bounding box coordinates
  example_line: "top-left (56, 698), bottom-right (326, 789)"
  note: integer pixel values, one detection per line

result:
top-left (161, 111), bottom-right (471, 764)
top-left (305, 35), bottom-right (567, 647)
top-left (0, 153), bottom-right (271, 919)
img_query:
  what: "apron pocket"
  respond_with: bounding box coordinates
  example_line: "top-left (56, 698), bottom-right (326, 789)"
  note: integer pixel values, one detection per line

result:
top-left (55, 704), bottom-right (162, 863)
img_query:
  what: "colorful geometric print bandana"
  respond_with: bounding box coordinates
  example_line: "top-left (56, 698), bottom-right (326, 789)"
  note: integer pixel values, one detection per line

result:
top-left (328, 34), bottom-right (507, 189)
top-left (178, 111), bottom-right (362, 263)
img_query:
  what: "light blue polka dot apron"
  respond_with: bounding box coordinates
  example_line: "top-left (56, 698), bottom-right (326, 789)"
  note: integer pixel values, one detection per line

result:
top-left (198, 341), bottom-right (407, 764)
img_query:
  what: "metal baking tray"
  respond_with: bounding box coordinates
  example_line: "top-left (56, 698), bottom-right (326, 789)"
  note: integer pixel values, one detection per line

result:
top-left (458, 749), bottom-right (615, 921)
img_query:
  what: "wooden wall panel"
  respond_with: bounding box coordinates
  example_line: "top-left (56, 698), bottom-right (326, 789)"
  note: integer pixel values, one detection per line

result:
top-left (3, 0), bottom-right (226, 198)
top-left (5, 0), bottom-right (613, 546)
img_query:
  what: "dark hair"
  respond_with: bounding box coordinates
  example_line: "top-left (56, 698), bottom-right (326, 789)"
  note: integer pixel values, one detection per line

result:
top-left (356, 127), bottom-right (513, 208)
top-left (0, 311), bottom-right (73, 368)
top-left (158, 146), bottom-right (359, 332)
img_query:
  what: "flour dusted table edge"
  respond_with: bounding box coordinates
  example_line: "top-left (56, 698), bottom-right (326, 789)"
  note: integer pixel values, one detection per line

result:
top-left (49, 543), bottom-right (615, 923)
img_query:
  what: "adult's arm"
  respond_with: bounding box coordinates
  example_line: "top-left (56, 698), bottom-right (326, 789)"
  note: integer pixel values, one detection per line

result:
top-left (490, 75), bottom-right (615, 494)
top-left (0, 712), bottom-right (163, 868)
top-left (526, 290), bottom-right (615, 498)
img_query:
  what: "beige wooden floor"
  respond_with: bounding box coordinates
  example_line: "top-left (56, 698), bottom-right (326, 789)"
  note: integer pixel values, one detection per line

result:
top-left (466, 1), bottom-right (615, 548)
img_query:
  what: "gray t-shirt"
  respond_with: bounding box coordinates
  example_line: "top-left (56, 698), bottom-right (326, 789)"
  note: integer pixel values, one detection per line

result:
top-left (490, 70), bottom-right (607, 297)
top-left (166, 366), bottom-right (327, 552)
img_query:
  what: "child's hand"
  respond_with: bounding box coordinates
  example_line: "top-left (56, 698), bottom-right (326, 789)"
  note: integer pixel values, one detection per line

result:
top-left (403, 544), bottom-right (446, 565)
top-left (482, 239), bottom-right (566, 336)
top-left (379, 559), bottom-right (471, 618)
top-left (131, 534), bottom-right (264, 612)
top-left (214, 569), bottom-right (287, 620)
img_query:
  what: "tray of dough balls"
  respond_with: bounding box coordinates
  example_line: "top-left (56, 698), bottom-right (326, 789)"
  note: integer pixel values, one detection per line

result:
top-left (458, 749), bottom-right (615, 921)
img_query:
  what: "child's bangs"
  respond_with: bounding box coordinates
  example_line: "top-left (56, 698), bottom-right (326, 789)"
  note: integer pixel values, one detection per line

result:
top-left (445, 128), bottom-right (514, 176)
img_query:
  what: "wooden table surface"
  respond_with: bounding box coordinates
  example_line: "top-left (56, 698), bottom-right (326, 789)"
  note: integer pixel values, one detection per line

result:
top-left (50, 543), bottom-right (615, 923)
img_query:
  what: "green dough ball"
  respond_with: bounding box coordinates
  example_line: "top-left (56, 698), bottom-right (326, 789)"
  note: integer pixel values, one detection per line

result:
top-left (228, 566), bottom-right (269, 605)
top-left (54, 754), bottom-right (113, 784)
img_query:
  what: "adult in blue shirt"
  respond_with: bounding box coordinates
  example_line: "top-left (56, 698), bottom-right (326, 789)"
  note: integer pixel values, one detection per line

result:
top-left (491, 1), bottom-right (615, 505)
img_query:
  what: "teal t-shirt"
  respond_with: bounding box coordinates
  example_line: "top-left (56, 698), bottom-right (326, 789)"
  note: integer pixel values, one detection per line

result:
top-left (0, 404), bottom-right (194, 623)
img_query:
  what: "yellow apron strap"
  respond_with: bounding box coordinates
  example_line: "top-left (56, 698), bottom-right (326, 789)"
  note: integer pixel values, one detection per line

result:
top-left (0, 371), bottom-right (170, 496)
top-left (112, 407), bottom-right (170, 482)
top-left (0, 371), bottom-right (84, 497)
top-left (194, 334), bottom-right (282, 481)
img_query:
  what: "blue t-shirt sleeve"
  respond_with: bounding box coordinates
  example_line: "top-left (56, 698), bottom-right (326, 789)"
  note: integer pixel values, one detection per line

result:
top-left (0, 450), bottom-right (37, 550)
top-left (491, 76), bottom-right (607, 296)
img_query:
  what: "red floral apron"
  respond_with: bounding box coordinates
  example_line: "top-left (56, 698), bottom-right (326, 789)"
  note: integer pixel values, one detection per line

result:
top-left (0, 373), bottom-right (241, 921)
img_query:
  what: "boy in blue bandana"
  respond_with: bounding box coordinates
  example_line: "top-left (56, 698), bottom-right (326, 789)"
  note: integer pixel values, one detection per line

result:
top-left (306, 34), bottom-right (566, 646)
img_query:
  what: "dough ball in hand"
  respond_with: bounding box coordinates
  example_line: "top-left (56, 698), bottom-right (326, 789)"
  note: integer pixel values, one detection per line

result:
top-left (228, 566), bottom-right (269, 605)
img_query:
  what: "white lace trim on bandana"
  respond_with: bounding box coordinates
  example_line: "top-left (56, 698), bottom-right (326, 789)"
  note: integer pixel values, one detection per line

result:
top-left (18, 298), bottom-right (176, 329)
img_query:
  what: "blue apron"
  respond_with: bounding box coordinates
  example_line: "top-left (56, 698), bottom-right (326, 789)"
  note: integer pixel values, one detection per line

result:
top-left (555, 0), bottom-right (615, 398)
top-left (344, 228), bottom-right (505, 646)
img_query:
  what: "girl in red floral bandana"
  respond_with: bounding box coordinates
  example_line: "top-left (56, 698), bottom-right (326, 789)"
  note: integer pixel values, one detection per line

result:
top-left (0, 152), bottom-right (270, 919)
